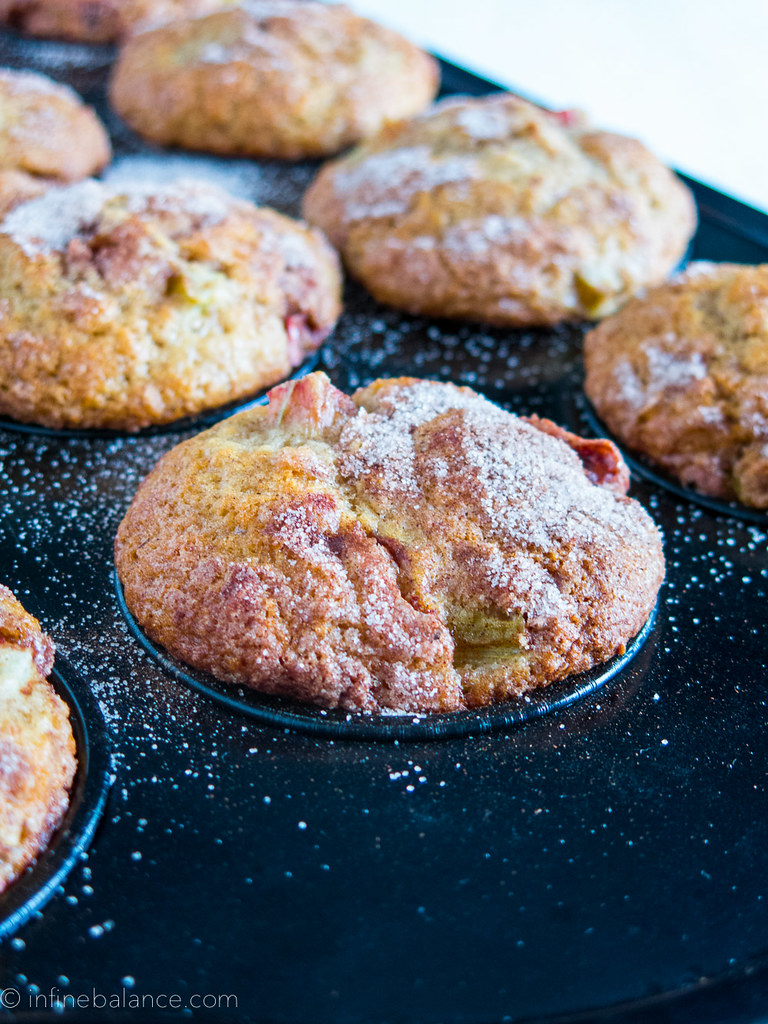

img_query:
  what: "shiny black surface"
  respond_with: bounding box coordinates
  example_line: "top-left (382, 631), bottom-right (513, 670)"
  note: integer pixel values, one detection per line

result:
top-left (0, 40), bottom-right (767, 1024)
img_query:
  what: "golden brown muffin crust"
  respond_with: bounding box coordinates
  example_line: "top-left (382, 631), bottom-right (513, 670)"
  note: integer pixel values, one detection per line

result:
top-left (0, 68), bottom-right (111, 215)
top-left (303, 93), bottom-right (696, 326)
top-left (116, 372), bottom-right (664, 714)
top-left (0, 584), bottom-right (76, 895)
top-left (584, 262), bottom-right (768, 508)
top-left (109, 1), bottom-right (439, 159)
top-left (0, 179), bottom-right (342, 430)
top-left (0, 168), bottom-right (47, 218)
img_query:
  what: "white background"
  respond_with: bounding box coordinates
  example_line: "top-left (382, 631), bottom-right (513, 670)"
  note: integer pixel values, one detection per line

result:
top-left (353, 0), bottom-right (768, 214)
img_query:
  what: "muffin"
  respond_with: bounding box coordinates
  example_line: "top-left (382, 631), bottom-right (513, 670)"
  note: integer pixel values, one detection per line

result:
top-left (0, 585), bottom-right (76, 895)
top-left (302, 93), bottom-right (697, 326)
top-left (109, 1), bottom-right (440, 160)
top-left (0, 0), bottom-right (234, 43)
top-left (0, 68), bottom-right (111, 216)
top-left (116, 372), bottom-right (664, 714)
top-left (0, 178), bottom-right (342, 430)
top-left (584, 262), bottom-right (768, 509)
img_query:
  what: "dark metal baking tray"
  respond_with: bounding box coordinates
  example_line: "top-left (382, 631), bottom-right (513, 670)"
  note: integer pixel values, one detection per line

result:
top-left (0, 34), bottom-right (767, 1024)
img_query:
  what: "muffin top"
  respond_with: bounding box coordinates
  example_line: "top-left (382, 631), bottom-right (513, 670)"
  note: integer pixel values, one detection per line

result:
top-left (0, 584), bottom-right (76, 895)
top-left (0, 179), bottom-right (341, 429)
top-left (303, 93), bottom-right (697, 326)
top-left (0, 68), bottom-right (111, 215)
top-left (116, 372), bottom-right (664, 714)
top-left (584, 262), bottom-right (768, 508)
top-left (108, 0), bottom-right (440, 159)
top-left (0, 0), bottom-right (235, 43)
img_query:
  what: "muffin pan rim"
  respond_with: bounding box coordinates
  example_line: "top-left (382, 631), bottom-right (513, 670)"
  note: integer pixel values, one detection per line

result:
top-left (0, 655), bottom-right (112, 940)
top-left (113, 567), bottom-right (660, 743)
top-left (0, 348), bottom-right (324, 440)
top-left (578, 394), bottom-right (768, 526)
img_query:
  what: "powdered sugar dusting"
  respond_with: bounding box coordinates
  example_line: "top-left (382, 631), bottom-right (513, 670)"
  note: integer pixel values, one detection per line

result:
top-left (337, 380), bottom-right (653, 628)
top-left (340, 379), bottom-right (493, 492)
top-left (677, 260), bottom-right (718, 282)
top-left (483, 548), bottom-right (570, 626)
top-left (644, 347), bottom-right (708, 390)
top-left (121, 178), bottom-right (233, 223)
top-left (1, 180), bottom-right (105, 257)
top-left (612, 347), bottom-right (708, 413)
top-left (0, 67), bottom-right (77, 101)
top-left (240, 0), bottom-right (312, 16)
top-left (0, 178), bottom-right (235, 257)
top-left (443, 215), bottom-right (529, 257)
top-left (197, 23), bottom-right (289, 66)
top-left (614, 360), bottom-right (646, 410)
top-left (453, 103), bottom-right (511, 141)
top-left (198, 42), bottom-right (233, 63)
top-left (103, 153), bottom-right (262, 202)
top-left (333, 146), bottom-right (478, 221)
top-left (258, 223), bottom-right (315, 269)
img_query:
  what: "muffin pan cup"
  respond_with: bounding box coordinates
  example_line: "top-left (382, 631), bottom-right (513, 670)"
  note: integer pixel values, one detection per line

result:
top-left (114, 570), bottom-right (660, 742)
top-left (1, 37), bottom-right (768, 1024)
top-left (0, 348), bottom-right (323, 439)
top-left (0, 657), bottom-right (111, 941)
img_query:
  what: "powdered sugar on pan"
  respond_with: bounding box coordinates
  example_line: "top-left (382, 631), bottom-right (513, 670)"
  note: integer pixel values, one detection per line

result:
top-left (103, 153), bottom-right (263, 203)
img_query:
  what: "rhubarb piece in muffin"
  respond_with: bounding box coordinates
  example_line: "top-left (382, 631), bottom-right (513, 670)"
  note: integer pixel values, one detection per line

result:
top-left (116, 372), bottom-right (664, 714)
top-left (0, 179), bottom-right (341, 430)
top-left (0, 68), bottom-right (110, 216)
top-left (584, 262), bottom-right (768, 509)
top-left (303, 93), bottom-right (696, 326)
top-left (0, 585), bottom-right (76, 894)
top-left (109, 1), bottom-right (439, 159)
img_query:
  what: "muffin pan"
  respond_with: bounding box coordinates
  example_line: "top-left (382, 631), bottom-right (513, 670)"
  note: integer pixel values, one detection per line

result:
top-left (1, 37), bottom-right (767, 1024)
